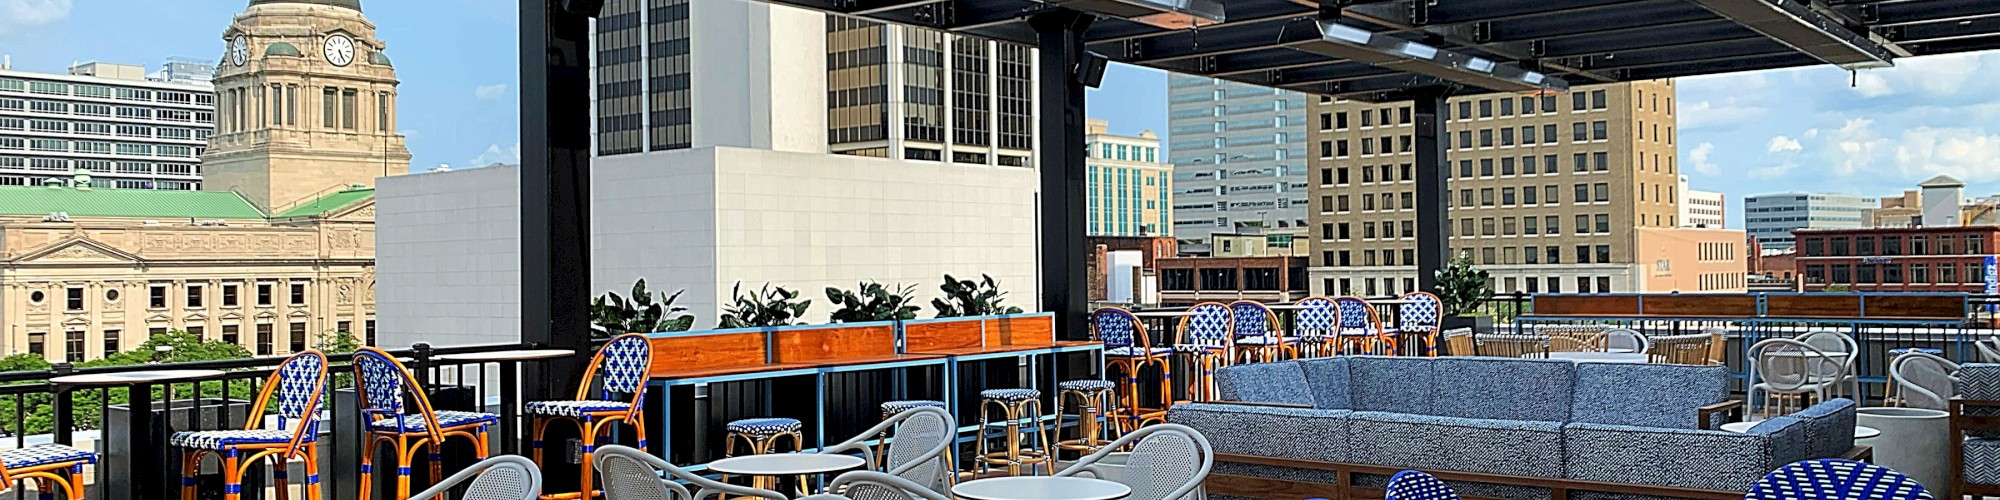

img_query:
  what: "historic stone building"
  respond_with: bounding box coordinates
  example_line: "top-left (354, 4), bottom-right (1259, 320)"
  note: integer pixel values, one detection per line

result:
top-left (0, 0), bottom-right (404, 361)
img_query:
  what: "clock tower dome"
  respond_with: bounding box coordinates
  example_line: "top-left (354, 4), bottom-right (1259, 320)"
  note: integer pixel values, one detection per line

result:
top-left (204, 0), bottom-right (410, 212)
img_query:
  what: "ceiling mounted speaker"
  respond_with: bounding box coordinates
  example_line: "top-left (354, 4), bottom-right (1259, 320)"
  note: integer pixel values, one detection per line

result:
top-left (1077, 52), bottom-right (1109, 88)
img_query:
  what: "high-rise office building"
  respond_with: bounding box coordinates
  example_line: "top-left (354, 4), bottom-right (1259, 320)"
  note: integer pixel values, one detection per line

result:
top-left (0, 63), bottom-right (215, 190)
top-left (1085, 119), bottom-right (1171, 237)
top-left (1166, 77), bottom-right (1308, 245)
top-left (826, 19), bottom-right (1036, 167)
top-left (1744, 192), bottom-right (1876, 250)
top-left (1305, 81), bottom-right (1737, 295)
top-left (1680, 175), bottom-right (1726, 228)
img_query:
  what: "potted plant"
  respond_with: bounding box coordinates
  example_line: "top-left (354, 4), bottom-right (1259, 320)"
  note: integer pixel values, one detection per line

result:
top-left (590, 278), bottom-right (694, 336)
top-left (718, 282), bottom-right (812, 328)
top-left (1435, 257), bottom-right (1495, 334)
top-left (826, 281), bottom-right (922, 322)
top-left (930, 274), bottom-right (1023, 317)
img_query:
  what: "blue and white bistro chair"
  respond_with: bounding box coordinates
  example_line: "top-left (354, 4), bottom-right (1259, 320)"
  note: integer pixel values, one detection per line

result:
top-left (1292, 296), bottom-right (1339, 358)
top-left (174, 350), bottom-right (328, 500)
top-left (1092, 307), bottom-right (1171, 428)
top-left (1745, 459), bottom-right (1932, 500)
top-left (1397, 292), bottom-right (1444, 356)
top-left (1173, 303), bottom-right (1234, 401)
top-left (525, 333), bottom-right (650, 497)
top-left (1385, 470), bottom-right (1460, 500)
top-left (353, 347), bottom-right (498, 500)
top-left (0, 443), bottom-right (96, 499)
top-left (1228, 301), bottom-right (1296, 362)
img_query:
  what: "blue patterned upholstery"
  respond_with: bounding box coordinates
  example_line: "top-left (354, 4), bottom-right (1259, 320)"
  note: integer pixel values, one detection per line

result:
top-left (1385, 470), bottom-right (1459, 500)
top-left (523, 400), bottom-right (631, 418)
top-left (597, 335), bottom-right (652, 394)
top-left (1747, 459), bottom-right (1933, 500)
top-left (1214, 362), bottom-right (1313, 407)
top-left (1106, 346), bottom-right (1175, 357)
top-left (1430, 358), bottom-right (1574, 422)
top-left (980, 388), bottom-right (1040, 402)
top-left (1167, 403), bottom-right (1350, 464)
top-left (1396, 293), bottom-right (1442, 333)
top-left (1347, 357), bottom-right (1435, 415)
top-left (1569, 362), bottom-right (1727, 429)
top-left (1298, 358), bottom-right (1352, 410)
top-left (1294, 297), bottom-right (1338, 340)
top-left (352, 350), bottom-right (410, 417)
top-left (1966, 437), bottom-right (2000, 486)
top-left (0, 444), bottom-right (94, 469)
top-left (1562, 421), bottom-right (1799, 492)
top-left (274, 352), bottom-right (325, 419)
top-left (726, 417), bottom-right (804, 437)
top-left (1179, 303), bottom-right (1233, 351)
top-left (1092, 308), bottom-right (1143, 350)
top-left (880, 400), bottom-right (945, 416)
top-left (1229, 301), bottom-right (1276, 338)
top-left (368, 410), bottom-right (499, 433)
top-left (1058, 379), bottom-right (1116, 392)
top-left (1956, 364), bottom-right (2000, 438)
top-left (170, 429), bottom-right (300, 449)
top-left (1348, 412), bottom-right (1566, 479)
top-left (1234, 336), bottom-right (1298, 346)
top-left (1789, 399), bottom-right (1857, 459)
top-left (1334, 297), bottom-right (1379, 336)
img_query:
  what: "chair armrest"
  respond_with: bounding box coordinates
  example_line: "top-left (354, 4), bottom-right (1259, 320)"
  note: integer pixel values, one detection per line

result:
top-left (1699, 400), bottom-right (1743, 430)
top-left (409, 456), bottom-right (541, 500)
top-left (1200, 400), bottom-right (1314, 409)
top-left (817, 441), bottom-right (877, 469)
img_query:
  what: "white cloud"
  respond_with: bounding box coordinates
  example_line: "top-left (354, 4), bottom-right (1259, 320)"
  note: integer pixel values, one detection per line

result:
top-left (1750, 163), bottom-right (1797, 180)
top-left (474, 84), bottom-right (508, 101)
top-left (1678, 100), bottom-right (1769, 130)
top-left (467, 143), bottom-right (521, 167)
top-left (0, 0), bottom-right (70, 36)
top-left (1892, 128), bottom-right (2000, 183)
top-left (1766, 136), bottom-right (1802, 154)
top-left (1851, 53), bottom-right (1985, 98)
top-left (1689, 142), bottom-right (1719, 176)
top-left (1826, 118), bottom-right (1886, 177)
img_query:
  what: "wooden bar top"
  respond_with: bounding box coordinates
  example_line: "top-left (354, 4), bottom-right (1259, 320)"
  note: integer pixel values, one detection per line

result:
top-left (652, 363), bottom-right (816, 380)
top-left (907, 344), bottom-right (1058, 356)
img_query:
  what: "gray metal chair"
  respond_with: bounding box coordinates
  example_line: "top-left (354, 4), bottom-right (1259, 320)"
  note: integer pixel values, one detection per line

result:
top-left (1889, 351), bottom-right (1960, 411)
top-left (592, 445), bottom-right (787, 500)
top-left (801, 471), bottom-right (953, 500)
top-left (408, 455), bottom-right (541, 500)
top-left (1977, 335), bottom-right (2000, 363)
top-left (1793, 330), bottom-right (1861, 401)
top-left (820, 406), bottom-right (954, 495)
top-left (1605, 328), bottom-right (1649, 354)
top-left (1749, 338), bottom-right (1847, 418)
top-left (1056, 423), bottom-right (1213, 500)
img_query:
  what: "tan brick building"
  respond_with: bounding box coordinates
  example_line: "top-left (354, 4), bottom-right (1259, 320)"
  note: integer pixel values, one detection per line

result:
top-left (1306, 81), bottom-right (1692, 296)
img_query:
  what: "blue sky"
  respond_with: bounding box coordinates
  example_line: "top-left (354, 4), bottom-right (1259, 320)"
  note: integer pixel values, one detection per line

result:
top-left (5, 1), bottom-right (1996, 227)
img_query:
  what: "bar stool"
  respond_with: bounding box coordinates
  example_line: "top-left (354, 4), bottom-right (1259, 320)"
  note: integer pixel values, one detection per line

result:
top-left (724, 417), bottom-right (805, 456)
top-left (974, 388), bottom-right (1051, 477)
top-left (877, 400), bottom-right (949, 474)
top-left (1054, 380), bottom-right (1120, 459)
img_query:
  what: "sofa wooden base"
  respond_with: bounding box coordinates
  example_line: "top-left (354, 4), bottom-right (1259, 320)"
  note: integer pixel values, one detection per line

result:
top-left (1206, 449), bottom-right (1869, 500)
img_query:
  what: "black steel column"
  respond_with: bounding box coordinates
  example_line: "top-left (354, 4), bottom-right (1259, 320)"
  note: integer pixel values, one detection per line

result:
top-left (521, 0), bottom-right (593, 403)
top-left (1032, 12), bottom-right (1094, 340)
top-left (1412, 88), bottom-right (1451, 293)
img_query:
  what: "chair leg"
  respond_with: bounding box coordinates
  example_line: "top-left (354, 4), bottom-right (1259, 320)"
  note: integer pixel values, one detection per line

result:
top-left (395, 437), bottom-right (412, 500)
top-left (358, 438), bottom-right (376, 500)
top-left (182, 450), bottom-right (199, 500)
top-left (581, 417), bottom-right (599, 498)
top-left (530, 417), bottom-right (548, 466)
top-left (428, 440), bottom-right (445, 500)
top-left (274, 451), bottom-right (292, 500)
top-left (34, 478), bottom-right (51, 500)
top-left (223, 448), bottom-right (242, 500)
top-left (306, 443), bottom-right (324, 500)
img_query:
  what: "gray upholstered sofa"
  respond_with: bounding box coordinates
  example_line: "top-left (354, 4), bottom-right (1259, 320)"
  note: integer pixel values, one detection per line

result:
top-left (1168, 356), bottom-right (1857, 497)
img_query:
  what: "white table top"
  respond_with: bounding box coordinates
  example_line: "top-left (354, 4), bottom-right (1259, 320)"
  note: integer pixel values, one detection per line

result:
top-left (50, 369), bottom-right (227, 385)
top-left (435, 349), bottom-right (577, 362)
top-left (952, 476), bottom-right (1132, 500)
top-left (1546, 352), bottom-right (1650, 363)
top-left (1721, 421), bottom-right (1879, 438)
top-left (704, 454), bottom-right (867, 476)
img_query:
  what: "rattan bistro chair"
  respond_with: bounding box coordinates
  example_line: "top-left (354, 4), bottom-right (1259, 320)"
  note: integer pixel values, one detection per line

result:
top-left (592, 445), bottom-right (787, 500)
top-left (1055, 424), bottom-right (1212, 500)
top-left (1228, 301), bottom-right (1296, 362)
top-left (173, 350), bottom-right (328, 500)
top-left (1092, 307), bottom-right (1172, 428)
top-left (0, 445), bottom-right (95, 500)
top-left (407, 455), bottom-right (541, 500)
top-left (1395, 292), bottom-right (1444, 356)
top-left (1745, 459), bottom-right (1933, 500)
top-left (525, 333), bottom-right (652, 498)
top-left (1333, 297), bottom-right (1396, 355)
top-left (1174, 303), bottom-right (1234, 401)
top-left (1645, 333), bottom-right (1716, 365)
top-left (352, 347), bottom-right (498, 500)
top-left (1292, 296), bottom-right (1339, 358)
top-left (1384, 470), bottom-right (1461, 500)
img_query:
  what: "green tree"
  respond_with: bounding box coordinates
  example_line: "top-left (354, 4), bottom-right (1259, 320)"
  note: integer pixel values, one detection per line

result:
top-left (1434, 257), bottom-right (1494, 317)
top-left (931, 274), bottom-right (1023, 318)
top-left (591, 279), bottom-right (694, 336)
top-left (0, 331), bottom-right (256, 435)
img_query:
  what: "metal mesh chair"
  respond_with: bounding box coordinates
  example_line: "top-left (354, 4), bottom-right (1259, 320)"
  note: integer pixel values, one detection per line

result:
top-left (822, 407), bottom-right (954, 496)
top-left (813, 471), bottom-right (954, 500)
top-left (1228, 301), bottom-right (1295, 362)
top-left (1384, 470), bottom-right (1460, 500)
top-left (1396, 292), bottom-right (1444, 356)
top-left (1748, 338), bottom-right (1846, 418)
top-left (525, 333), bottom-right (650, 498)
top-left (352, 347), bottom-right (497, 500)
top-left (1794, 330), bottom-right (1861, 402)
top-left (592, 445), bottom-right (787, 500)
top-left (1292, 296), bottom-right (1339, 358)
top-left (1977, 335), bottom-right (2000, 363)
top-left (1174, 303), bottom-right (1233, 401)
top-left (174, 350), bottom-right (328, 500)
top-left (1889, 351), bottom-right (1959, 411)
top-left (1745, 459), bottom-right (1933, 500)
top-left (1093, 307), bottom-right (1171, 428)
top-left (407, 455), bottom-right (541, 500)
top-left (1333, 297), bottom-right (1395, 356)
top-left (1056, 424), bottom-right (1212, 500)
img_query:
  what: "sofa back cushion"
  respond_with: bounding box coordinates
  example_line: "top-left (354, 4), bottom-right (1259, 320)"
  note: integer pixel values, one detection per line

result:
top-left (1347, 356), bottom-right (1435, 414)
top-left (1787, 399), bottom-right (1856, 459)
top-left (1431, 357), bottom-right (1575, 422)
top-left (1298, 358), bottom-right (1351, 410)
top-left (1214, 362), bottom-right (1314, 406)
top-left (1570, 362), bottom-right (1727, 429)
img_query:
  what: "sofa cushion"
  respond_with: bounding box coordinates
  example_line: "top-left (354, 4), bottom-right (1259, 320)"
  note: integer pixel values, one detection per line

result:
top-left (1347, 356), bottom-right (1435, 415)
top-left (1431, 357), bottom-right (1575, 422)
top-left (1346, 411), bottom-right (1565, 479)
top-left (1569, 362), bottom-right (1726, 429)
top-left (1787, 399), bottom-right (1856, 459)
top-left (1298, 358), bottom-right (1351, 410)
top-left (1563, 421), bottom-right (1797, 492)
top-left (1167, 403), bottom-right (1349, 464)
top-left (1213, 362), bottom-right (1314, 406)
top-left (1967, 437), bottom-right (2000, 486)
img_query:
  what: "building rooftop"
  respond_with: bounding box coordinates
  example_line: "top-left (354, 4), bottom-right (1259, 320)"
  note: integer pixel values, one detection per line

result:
top-left (249, 0), bottom-right (361, 11)
top-left (1919, 175), bottom-right (1965, 188)
top-left (275, 186), bottom-right (374, 217)
top-left (0, 184), bottom-right (372, 220)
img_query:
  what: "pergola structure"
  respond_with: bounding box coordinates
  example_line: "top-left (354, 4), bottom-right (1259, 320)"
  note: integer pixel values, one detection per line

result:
top-left (515, 0), bottom-right (2000, 397)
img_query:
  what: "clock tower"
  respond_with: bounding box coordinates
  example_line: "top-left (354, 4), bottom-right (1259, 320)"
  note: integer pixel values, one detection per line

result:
top-left (203, 0), bottom-right (410, 212)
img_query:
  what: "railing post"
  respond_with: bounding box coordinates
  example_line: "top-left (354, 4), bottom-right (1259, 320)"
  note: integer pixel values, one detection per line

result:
top-left (412, 342), bottom-right (435, 390)
top-left (50, 363), bottom-right (73, 446)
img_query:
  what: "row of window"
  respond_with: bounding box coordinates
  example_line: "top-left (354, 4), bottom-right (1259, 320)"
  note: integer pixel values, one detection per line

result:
top-left (1440, 214), bottom-right (1617, 239)
top-left (1803, 262), bottom-right (1990, 286)
top-left (1158, 267), bottom-right (1303, 292)
top-left (0, 117), bottom-right (207, 141)
top-left (0, 78), bottom-right (210, 106)
top-left (1318, 272), bottom-right (1613, 296)
top-left (27, 281), bottom-right (316, 312)
top-left (26, 320), bottom-right (374, 363)
top-left (1089, 142), bottom-right (1160, 163)
top-left (1, 97), bottom-right (214, 124)
top-left (0, 136), bottom-right (199, 157)
top-left (1800, 233), bottom-right (1989, 257)
top-left (0, 157), bottom-right (199, 176)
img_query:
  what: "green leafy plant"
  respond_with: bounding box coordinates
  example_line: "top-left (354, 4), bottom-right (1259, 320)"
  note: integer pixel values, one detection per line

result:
top-left (826, 282), bottom-right (921, 323)
top-left (0, 331), bottom-right (254, 435)
top-left (719, 283), bottom-right (812, 328)
top-left (591, 278), bottom-right (694, 336)
top-left (931, 274), bottom-right (1023, 318)
top-left (1823, 284), bottom-right (1853, 293)
top-left (1434, 257), bottom-right (1494, 317)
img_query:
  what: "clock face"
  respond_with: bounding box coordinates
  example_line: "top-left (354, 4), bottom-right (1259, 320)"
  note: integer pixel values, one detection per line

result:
top-left (230, 36), bottom-right (248, 67)
top-left (323, 34), bottom-right (356, 67)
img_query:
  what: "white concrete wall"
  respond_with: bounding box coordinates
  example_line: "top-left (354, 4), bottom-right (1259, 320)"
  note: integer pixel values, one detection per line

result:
top-left (375, 165), bottom-right (523, 348)
top-left (689, 1), bottom-right (827, 153)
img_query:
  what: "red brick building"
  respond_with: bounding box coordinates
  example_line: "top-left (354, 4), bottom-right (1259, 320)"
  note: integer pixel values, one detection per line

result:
top-left (1155, 256), bottom-right (1308, 306)
top-left (1794, 226), bottom-right (2000, 292)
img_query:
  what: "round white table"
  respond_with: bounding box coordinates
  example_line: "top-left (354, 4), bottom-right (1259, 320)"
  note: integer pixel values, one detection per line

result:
top-left (1546, 352), bottom-right (1649, 363)
top-left (436, 349), bottom-right (578, 454)
top-left (49, 369), bottom-right (227, 385)
top-left (709, 453), bottom-right (867, 496)
top-left (1719, 421), bottom-right (1880, 439)
top-left (952, 476), bottom-right (1132, 500)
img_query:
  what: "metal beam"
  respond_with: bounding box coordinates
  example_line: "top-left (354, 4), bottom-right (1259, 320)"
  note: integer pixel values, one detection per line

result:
top-left (1689, 0), bottom-right (1898, 67)
top-left (1865, 0), bottom-right (2000, 27)
top-left (521, 0), bottom-right (593, 403)
top-left (1088, 18), bottom-right (1300, 63)
top-left (1412, 88), bottom-right (1449, 294)
top-left (1340, 1), bottom-right (1619, 82)
top-left (1033, 11), bottom-right (1094, 340)
top-left (1886, 16), bottom-right (2000, 44)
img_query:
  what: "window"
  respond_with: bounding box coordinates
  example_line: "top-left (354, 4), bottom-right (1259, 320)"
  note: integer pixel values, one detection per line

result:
top-left (322, 87), bottom-right (337, 127)
top-left (149, 284), bottom-right (168, 308)
top-left (290, 282), bottom-right (307, 304)
top-left (65, 331), bottom-right (84, 363)
top-left (62, 286), bottom-right (84, 311)
top-left (187, 325), bottom-right (204, 339)
top-left (1597, 277), bottom-right (1612, 293)
top-left (1593, 152), bottom-right (1609, 171)
top-left (1523, 186), bottom-right (1538, 205)
top-left (221, 284), bottom-right (239, 307)
top-left (1479, 129), bottom-right (1493, 148)
top-left (1481, 188), bottom-right (1496, 207)
top-left (1572, 122), bottom-right (1587, 142)
top-left (1591, 120), bottom-right (1608, 141)
top-left (377, 92), bottom-right (390, 131)
top-left (1572, 91), bottom-right (1586, 111)
top-left (1479, 99), bottom-right (1493, 118)
top-left (290, 322), bottom-right (308, 353)
top-left (1499, 98), bottom-right (1514, 116)
top-left (186, 284), bottom-right (203, 308)
top-left (1804, 238), bottom-right (1825, 257)
top-left (1856, 237), bottom-right (1877, 256)
top-left (1858, 264), bottom-right (1878, 284)
top-left (1593, 183), bottom-right (1610, 202)
top-left (103, 329), bottom-right (121, 357)
top-left (1595, 214), bottom-right (1610, 233)
top-left (257, 283), bottom-right (274, 306)
top-left (365, 320), bottom-right (377, 346)
top-left (257, 324), bottom-right (275, 355)
top-left (1971, 234), bottom-right (1986, 254)
top-left (1591, 90), bottom-right (1608, 109)
top-left (1577, 245), bottom-right (1592, 263)
top-left (1574, 184), bottom-right (1590, 205)
top-left (1832, 237), bottom-right (1852, 256)
top-left (27, 332), bottom-right (45, 358)
top-left (341, 89), bottom-right (357, 129)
